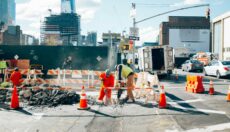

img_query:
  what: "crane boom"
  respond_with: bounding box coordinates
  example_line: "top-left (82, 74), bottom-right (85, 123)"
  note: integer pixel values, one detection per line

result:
top-left (135, 4), bottom-right (210, 24)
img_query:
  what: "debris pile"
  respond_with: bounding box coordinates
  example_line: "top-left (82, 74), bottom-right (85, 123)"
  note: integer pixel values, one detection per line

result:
top-left (0, 85), bottom-right (80, 107)
top-left (0, 89), bottom-right (7, 103)
top-left (26, 89), bottom-right (80, 107)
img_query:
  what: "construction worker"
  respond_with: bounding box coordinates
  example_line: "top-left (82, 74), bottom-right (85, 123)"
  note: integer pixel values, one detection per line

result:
top-left (10, 67), bottom-right (22, 87)
top-left (0, 59), bottom-right (8, 82)
top-left (98, 69), bottom-right (115, 105)
top-left (115, 64), bottom-right (135, 103)
top-left (127, 59), bottom-right (135, 71)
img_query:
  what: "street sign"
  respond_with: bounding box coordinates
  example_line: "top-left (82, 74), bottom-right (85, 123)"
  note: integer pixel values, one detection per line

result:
top-left (129, 27), bottom-right (139, 37)
top-left (129, 36), bottom-right (139, 41)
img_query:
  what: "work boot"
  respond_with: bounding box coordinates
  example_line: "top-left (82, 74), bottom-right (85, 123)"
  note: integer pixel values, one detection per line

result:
top-left (132, 99), bottom-right (135, 103)
top-left (126, 99), bottom-right (135, 103)
top-left (124, 96), bottom-right (129, 102)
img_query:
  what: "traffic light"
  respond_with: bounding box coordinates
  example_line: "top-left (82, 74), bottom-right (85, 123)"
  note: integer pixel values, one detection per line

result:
top-left (123, 45), bottom-right (129, 50)
top-left (129, 40), bottom-right (133, 50)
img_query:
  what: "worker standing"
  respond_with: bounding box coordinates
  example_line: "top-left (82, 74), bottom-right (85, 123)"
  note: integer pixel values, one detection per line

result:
top-left (10, 67), bottom-right (22, 87)
top-left (98, 69), bottom-right (115, 105)
top-left (0, 59), bottom-right (8, 82)
top-left (115, 64), bottom-right (135, 103)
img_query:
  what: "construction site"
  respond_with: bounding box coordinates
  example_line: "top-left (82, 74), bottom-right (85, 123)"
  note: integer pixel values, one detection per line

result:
top-left (0, 61), bottom-right (230, 131)
top-left (1, 0), bottom-right (230, 131)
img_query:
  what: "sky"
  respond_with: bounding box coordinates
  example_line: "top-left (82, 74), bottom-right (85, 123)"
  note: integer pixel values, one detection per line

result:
top-left (15, 0), bottom-right (230, 45)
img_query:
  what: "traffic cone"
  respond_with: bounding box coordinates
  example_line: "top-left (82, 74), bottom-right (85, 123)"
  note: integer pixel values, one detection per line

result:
top-left (10, 86), bottom-right (19, 109)
top-left (226, 86), bottom-right (230, 102)
top-left (209, 80), bottom-right (215, 95)
top-left (158, 85), bottom-right (167, 109)
top-left (78, 86), bottom-right (90, 110)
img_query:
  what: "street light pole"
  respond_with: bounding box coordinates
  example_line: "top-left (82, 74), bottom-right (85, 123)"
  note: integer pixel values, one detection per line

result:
top-left (109, 30), bottom-right (113, 68)
top-left (131, 3), bottom-right (136, 64)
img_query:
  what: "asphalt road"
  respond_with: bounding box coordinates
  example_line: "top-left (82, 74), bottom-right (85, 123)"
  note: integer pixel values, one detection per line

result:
top-left (0, 71), bottom-right (230, 132)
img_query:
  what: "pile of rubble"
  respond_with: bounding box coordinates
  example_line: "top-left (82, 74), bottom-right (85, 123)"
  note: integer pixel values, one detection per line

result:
top-left (0, 89), bottom-right (7, 103)
top-left (0, 84), bottom-right (80, 107)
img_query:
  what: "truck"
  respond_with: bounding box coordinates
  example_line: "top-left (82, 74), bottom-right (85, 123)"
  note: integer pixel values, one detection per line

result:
top-left (138, 45), bottom-right (174, 75)
top-left (173, 48), bottom-right (191, 68)
top-left (191, 52), bottom-right (218, 66)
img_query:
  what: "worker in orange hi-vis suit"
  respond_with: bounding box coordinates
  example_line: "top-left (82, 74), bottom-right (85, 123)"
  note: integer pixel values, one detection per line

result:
top-left (98, 69), bottom-right (115, 105)
top-left (10, 67), bottom-right (22, 87)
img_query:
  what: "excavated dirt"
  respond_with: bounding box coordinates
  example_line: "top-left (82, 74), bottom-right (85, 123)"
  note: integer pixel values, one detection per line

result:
top-left (0, 84), bottom-right (80, 107)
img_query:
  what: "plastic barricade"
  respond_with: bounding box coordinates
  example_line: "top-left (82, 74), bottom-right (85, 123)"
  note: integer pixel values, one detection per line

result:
top-left (186, 75), bottom-right (204, 93)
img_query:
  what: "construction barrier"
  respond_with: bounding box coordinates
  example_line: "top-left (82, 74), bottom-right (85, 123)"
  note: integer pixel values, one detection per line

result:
top-left (186, 75), bottom-right (204, 93)
top-left (209, 80), bottom-right (215, 95)
top-left (226, 86), bottom-right (230, 102)
top-left (45, 69), bottom-right (104, 88)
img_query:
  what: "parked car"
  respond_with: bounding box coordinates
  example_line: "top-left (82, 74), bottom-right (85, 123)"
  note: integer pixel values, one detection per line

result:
top-left (203, 60), bottom-right (230, 78)
top-left (181, 60), bottom-right (204, 72)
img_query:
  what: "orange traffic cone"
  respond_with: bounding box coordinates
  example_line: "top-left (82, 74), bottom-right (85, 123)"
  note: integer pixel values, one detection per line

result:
top-left (209, 80), bottom-right (215, 95)
top-left (159, 85), bottom-right (167, 109)
top-left (10, 86), bottom-right (19, 109)
top-left (226, 86), bottom-right (230, 102)
top-left (78, 86), bottom-right (90, 110)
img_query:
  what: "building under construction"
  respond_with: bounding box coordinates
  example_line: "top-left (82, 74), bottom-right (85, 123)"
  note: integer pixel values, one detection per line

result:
top-left (40, 13), bottom-right (81, 46)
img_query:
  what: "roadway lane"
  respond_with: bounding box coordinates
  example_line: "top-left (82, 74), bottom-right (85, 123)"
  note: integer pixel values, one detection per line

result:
top-left (0, 73), bottom-right (230, 132)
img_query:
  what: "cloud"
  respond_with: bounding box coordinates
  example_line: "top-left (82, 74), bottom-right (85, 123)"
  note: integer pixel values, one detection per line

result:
top-left (16, 0), bottom-right (102, 38)
top-left (171, 0), bottom-right (205, 7)
top-left (137, 27), bottom-right (159, 46)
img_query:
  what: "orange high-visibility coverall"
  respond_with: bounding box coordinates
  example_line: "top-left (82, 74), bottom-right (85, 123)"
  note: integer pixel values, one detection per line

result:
top-left (10, 71), bottom-right (22, 86)
top-left (98, 72), bottom-right (115, 101)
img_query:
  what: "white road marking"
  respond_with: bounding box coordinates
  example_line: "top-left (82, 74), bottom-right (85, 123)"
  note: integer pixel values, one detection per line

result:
top-left (155, 109), bottom-right (159, 115)
top-left (32, 113), bottom-right (44, 120)
top-left (172, 105), bottom-right (226, 115)
top-left (168, 99), bottom-right (204, 105)
top-left (185, 122), bottom-right (230, 132)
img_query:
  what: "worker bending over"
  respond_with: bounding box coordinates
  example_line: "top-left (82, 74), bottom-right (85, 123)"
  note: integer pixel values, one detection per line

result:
top-left (10, 67), bottom-right (22, 87)
top-left (98, 69), bottom-right (114, 105)
top-left (115, 64), bottom-right (135, 103)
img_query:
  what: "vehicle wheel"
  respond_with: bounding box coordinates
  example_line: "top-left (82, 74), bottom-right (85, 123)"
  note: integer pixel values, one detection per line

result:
top-left (216, 71), bottom-right (221, 79)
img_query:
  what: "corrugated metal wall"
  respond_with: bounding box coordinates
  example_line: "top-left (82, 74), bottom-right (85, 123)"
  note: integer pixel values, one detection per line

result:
top-left (0, 45), bottom-right (109, 70)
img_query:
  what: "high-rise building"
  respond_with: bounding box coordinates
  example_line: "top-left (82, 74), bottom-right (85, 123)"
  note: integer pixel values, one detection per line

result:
top-left (61, 0), bottom-right (76, 13)
top-left (40, 13), bottom-right (81, 46)
top-left (41, 0), bottom-right (80, 45)
top-left (0, 0), bottom-right (16, 26)
top-left (86, 32), bottom-right (97, 46)
top-left (159, 16), bottom-right (210, 53)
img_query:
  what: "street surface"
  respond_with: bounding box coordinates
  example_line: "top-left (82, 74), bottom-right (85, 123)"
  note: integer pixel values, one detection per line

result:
top-left (0, 69), bottom-right (230, 132)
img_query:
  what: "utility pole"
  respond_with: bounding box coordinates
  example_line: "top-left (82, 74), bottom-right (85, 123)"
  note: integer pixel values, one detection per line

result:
top-left (129, 3), bottom-right (209, 61)
top-left (131, 3), bottom-right (137, 63)
top-left (109, 30), bottom-right (113, 68)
